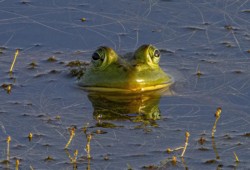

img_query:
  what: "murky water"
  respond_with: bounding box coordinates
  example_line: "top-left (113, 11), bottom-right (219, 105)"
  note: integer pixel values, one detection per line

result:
top-left (1, 0), bottom-right (250, 169)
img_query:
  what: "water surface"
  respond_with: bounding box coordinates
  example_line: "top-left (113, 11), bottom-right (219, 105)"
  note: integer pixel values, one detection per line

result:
top-left (0, 0), bottom-right (250, 169)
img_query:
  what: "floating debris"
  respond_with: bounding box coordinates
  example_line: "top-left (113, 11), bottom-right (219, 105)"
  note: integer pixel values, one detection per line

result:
top-left (204, 159), bottom-right (218, 164)
top-left (67, 60), bottom-right (89, 67)
top-left (28, 132), bottom-right (33, 141)
top-left (49, 69), bottom-right (61, 74)
top-left (20, 0), bottom-right (30, 5)
top-left (233, 70), bottom-right (243, 74)
top-left (171, 156), bottom-right (177, 166)
top-left (1, 83), bottom-right (12, 94)
top-left (142, 164), bottom-right (159, 169)
top-left (198, 147), bottom-right (209, 151)
top-left (196, 64), bottom-right (203, 77)
top-left (196, 70), bottom-right (203, 77)
top-left (127, 163), bottom-right (133, 170)
top-left (241, 9), bottom-right (250, 13)
top-left (28, 61), bottom-right (38, 69)
top-left (103, 154), bottom-right (109, 161)
top-left (224, 25), bottom-right (239, 31)
top-left (94, 129), bottom-right (107, 134)
top-left (224, 25), bottom-right (233, 30)
top-left (183, 26), bottom-right (205, 31)
top-left (243, 132), bottom-right (250, 137)
top-left (198, 137), bottom-right (206, 145)
top-left (47, 56), bottom-right (57, 62)
top-left (81, 17), bottom-right (87, 22)
top-left (44, 156), bottom-right (54, 162)
top-left (221, 41), bottom-right (234, 48)
top-left (67, 60), bottom-right (88, 79)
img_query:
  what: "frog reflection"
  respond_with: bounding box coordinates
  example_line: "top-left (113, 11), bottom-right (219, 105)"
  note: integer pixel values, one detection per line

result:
top-left (87, 89), bottom-right (172, 128)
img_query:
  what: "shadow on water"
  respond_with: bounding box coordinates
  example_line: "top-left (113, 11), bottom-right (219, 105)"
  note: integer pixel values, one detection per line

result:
top-left (88, 88), bottom-right (173, 128)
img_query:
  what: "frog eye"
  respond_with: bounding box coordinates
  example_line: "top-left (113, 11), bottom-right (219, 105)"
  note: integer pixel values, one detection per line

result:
top-left (91, 46), bottom-right (118, 69)
top-left (149, 46), bottom-right (160, 64)
top-left (91, 49), bottom-right (104, 67)
top-left (92, 52), bottom-right (101, 60)
top-left (154, 49), bottom-right (160, 57)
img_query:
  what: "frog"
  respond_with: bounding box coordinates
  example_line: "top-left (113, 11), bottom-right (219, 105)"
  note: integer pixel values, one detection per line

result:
top-left (79, 44), bottom-right (172, 93)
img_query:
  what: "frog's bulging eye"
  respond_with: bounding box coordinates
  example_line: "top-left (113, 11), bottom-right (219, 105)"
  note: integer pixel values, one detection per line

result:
top-left (148, 46), bottom-right (160, 65)
top-left (91, 49), bottom-right (105, 67)
top-left (154, 49), bottom-right (160, 57)
top-left (92, 52), bottom-right (101, 60)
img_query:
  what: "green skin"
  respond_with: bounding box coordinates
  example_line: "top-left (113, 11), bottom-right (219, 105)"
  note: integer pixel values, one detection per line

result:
top-left (79, 44), bottom-right (172, 92)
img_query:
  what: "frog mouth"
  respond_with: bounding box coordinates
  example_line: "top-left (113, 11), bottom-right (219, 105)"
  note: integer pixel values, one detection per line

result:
top-left (80, 81), bottom-right (173, 93)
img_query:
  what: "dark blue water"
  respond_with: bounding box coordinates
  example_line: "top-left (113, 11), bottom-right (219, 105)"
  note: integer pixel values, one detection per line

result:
top-left (0, 0), bottom-right (250, 169)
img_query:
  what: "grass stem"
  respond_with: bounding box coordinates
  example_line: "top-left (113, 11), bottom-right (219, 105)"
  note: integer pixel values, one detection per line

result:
top-left (181, 132), bottom-right (190, 157)
top-left (6, 136), bottom-right (11, 161)
top-left (65, 127), bottom-right (75, 149)
top-left (233, 152), bottom-right (239, 162)
top-left (212, 107), bottom-right (222, 138)
top-left (10, 50), bottom-right (19, 74)
top-left (15, 159), bottom-right (20, 170)
top-left (85, 134), bottom-right (92, 159)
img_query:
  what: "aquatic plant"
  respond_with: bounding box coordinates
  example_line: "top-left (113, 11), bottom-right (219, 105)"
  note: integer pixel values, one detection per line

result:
top-left (212, 107), bottom-right (222, 138)
top-left (65, 149), bottom-right (78, 169)
top-left (6, 136), bottom-right (11, 162)
top-left (85, 134), bottom-right (92, 159)
top-left (66, 60), bottom-right (88, 79)
top-left (166, 146), bottom-right (184, 153)
top-left (15, 159), bottom-right (20, 170)
top-left (181, 131), bottom-right (190, 157)
top-left (233, 152), bottom-right (239, 162)
top-left (10, 50), bottom-right (19, 74)
top-left (65, 127), bottom-right (76, 149)
top-left (166, 131), bottom-right (190, 158)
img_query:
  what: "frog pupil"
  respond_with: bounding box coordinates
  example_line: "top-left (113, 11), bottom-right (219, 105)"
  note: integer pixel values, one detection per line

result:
top-left (154, 50), bottom-right (160, 57)
top-left (92, 52), bottom-right (100, 60)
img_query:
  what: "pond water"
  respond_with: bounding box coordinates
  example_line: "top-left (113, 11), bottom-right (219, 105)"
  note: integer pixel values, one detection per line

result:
top-left (0, 0), bottom-right (250, 169)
